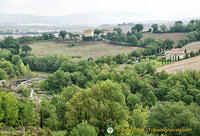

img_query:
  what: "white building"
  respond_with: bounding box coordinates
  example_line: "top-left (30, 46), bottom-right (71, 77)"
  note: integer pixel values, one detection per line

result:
top-left (165, 49), bottom-right (186, 61)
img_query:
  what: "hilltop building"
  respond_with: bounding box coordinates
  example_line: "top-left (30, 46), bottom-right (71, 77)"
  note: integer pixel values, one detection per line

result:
top-left (165, 49), bottom-right (186, 61)
top-left (102, 30), bottom-right (117, 36)
top-left (83, 29), bottom-right (94, 37)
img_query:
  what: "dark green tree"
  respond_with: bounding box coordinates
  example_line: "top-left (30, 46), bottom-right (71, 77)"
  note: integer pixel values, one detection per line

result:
top-left (164, 39), bottom-right (174, 49)
top-left (151, 24), bottom-right (159, 33)
top-left (160, 24), bottom-right (167, 32)
top-left (133, 24), bottom-right (144, 32)
top-left (94, 29), bottom-right (102, 35)
top-left (127, 35), bottom-right (138, 45)
top-left (59, 30), bottom-right (67, 40)
top-left (114, 28), bottom-right (123, 35)
top-left (21, 45), bottom-right (32, 53)
top-left (70, 121), bottom-right (97, 136)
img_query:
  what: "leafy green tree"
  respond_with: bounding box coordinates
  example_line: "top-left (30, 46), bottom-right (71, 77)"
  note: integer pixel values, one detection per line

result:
top-left (70, 121), bottom-right (97, 136)
top-left (195, 20), bottom-right (200, 31)
top-left (126, 31), bottom-right (132, 37)
top-left (0, 92), bottom-right (19, 126)
top-left (131, 49), bottom-right (143, 57)
top-left (59, 30), bottom-right (67, 40)
top-left (119, 34), bottom-right (126, 42)
top-left (177, 37), bottom-right (189, 48)
top-left (21, 45), bottom-right (32, 53)
top-left (47, 70), bottom-right (72, 93)
top-left (39, 80), bottom-right (49, 91)
top-left (127, 35), bottom-right (138, 45)
top-left (186, 31), bottom-right (198, 42)
top-left (156, 82), bottom-right (170, 100)
top-left (196, 94), bottom-right (200, 105)
top-left (188, 103), bottom-right (200, 135)
top-left (51, 85), bottom-right (82, 129)
top-left (0, 58), bottom-right (14, 77)
top-left (114, 28), bottom-right (123, 35)
top-left (160, 24), bottom-right (167, 32)
top-left (190, 51), bottom-right (196, 57)
top-left (66, 80), bottom-right (129, 135)
top-left (2, 36), bottom-right (20, 54)
top-left (146, 91), bottom-right (157, 107)
top-left (132, 106), bottom-right (149, 128)
top-left (0, 41), bottom-right (4, 49)
top-left (190, 19), bottom-right (195, 25)
top-left (132, 24), bottom-right (144, 32)
top-left (42, 100), bottom-right (59, 130)
top-left (0, 68), bottom-right (8, 80)
top-left (149, 101), bottom-right (199, 135)
top-left (164, 39), bottom-right (174, 49)
top-left (142, 37), bottom-right (155, 47)
top-left (82, 36), bottom-right (94, 41)
top-left (48, 33), bottom-right (55, 40)
top-left (113, 54), bottom-right (127, 64)
top-left (94, 29), bottom-right (102, 35)
top-left (135, 32), bottom-right (143, 40)
top-left (22, 102), bottom-right (38, 126)
top-left (183, 95), bottom-right (193, 105)
top-left (18, 36), bottom-right (34, 44)
top-left (60, 61), bottom-right (77, 73)
top-left (145, 44), bottom-right (160, 55)
top-left (68, 32), bottom-right (74, 39)
top-left (0, 49), bottom-right (11, 60)
top-left (151, 24), bottom-right (159, 33)
top-left (23, 88), bottom-right (30, 97)
top-left (71, 71), bottom-right (87, 87)
top-left (0, 96), bottom-right (4, 124)
top-left (172, 21), bottom-right (184, 32)
top-left (127, 94), bottom-right (141, 110)
top-left (42, 33), bottom-right (49, 40)
top-left (108, 34), bottom-right (121, 42)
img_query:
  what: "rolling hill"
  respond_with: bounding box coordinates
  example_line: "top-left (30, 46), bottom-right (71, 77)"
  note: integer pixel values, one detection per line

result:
top-left (157, 56), bottom-right (200, 74)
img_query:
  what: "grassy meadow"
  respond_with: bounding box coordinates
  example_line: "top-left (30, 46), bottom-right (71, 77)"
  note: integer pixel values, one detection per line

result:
top-left (29, 41), bottom-right (138, 59)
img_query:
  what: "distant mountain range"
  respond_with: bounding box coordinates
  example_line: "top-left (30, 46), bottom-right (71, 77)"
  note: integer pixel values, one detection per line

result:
top-left (0, 12), bottom-right (199, 25)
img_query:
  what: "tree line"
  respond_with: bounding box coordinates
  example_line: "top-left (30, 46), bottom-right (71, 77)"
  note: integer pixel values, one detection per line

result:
top-left (151, 19), bottom-right (200, 33)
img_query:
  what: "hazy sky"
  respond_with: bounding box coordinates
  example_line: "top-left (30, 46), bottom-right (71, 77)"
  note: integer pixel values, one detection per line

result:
top-left (0, 0), bottom-right (200, 18)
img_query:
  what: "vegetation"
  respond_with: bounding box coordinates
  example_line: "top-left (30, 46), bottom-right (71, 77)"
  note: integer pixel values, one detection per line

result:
top-left (151, 20), bottom-right (200, 33)
top-left (1, 19), bottom-right (200, 136)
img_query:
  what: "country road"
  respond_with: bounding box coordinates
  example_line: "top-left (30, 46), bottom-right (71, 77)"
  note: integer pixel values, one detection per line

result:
top-left (12, 77), bottom-right (47, 90)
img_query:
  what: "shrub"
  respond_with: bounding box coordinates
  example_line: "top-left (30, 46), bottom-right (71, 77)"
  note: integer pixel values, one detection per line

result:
top-left (39, 80), bottom-right (49, 91)
top-left (24, 88), bottom-right (30, 97)
top-left (0, 68), bottom-right (8, 80)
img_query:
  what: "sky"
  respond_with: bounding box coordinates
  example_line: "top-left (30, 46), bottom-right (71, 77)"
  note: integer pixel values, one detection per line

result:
top-left (0, 0), bottom-right (200, 19)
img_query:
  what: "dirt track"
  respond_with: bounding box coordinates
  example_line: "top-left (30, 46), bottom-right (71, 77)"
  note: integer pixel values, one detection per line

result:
top-left (156, 56), bottom-right (200, 74)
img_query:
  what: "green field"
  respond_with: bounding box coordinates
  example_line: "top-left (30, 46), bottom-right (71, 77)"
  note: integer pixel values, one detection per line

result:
top-left (142, 33), bottom-right (187, 46)
top-left (29, 41), bottom-right (138, 59)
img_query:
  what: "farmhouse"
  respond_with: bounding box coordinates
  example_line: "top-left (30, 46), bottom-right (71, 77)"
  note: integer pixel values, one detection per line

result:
top-left (83, 29), bottom-right (94, 37)
top-left (165, 49), bottom-right (186, 61)
top-left (102, 30), bottom-right (117, 36)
